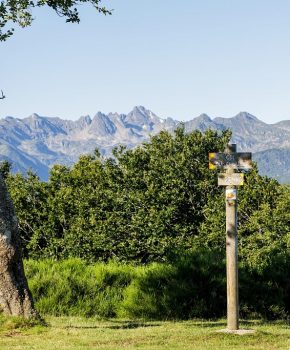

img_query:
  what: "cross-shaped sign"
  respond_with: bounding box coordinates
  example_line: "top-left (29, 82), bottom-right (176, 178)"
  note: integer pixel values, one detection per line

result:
top-left (209, 152), bottom-right (252, 170)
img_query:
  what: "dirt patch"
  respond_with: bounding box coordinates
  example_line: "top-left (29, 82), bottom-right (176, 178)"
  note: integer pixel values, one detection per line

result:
top-left (216, 329), bottom-right (256, 335)
top-left (3, 330), bottom-right (23, 337)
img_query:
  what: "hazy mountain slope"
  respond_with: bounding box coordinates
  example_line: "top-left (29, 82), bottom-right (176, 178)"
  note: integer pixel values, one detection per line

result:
top-left (253, 148), bottom-right (290, 183)
top-left (1, 107), bottom-right (290, 182)
top-left (184, 114), bottom-right (225, 133)
top-left (213, 112), bottom-right (290, 152)
top-left (0, 142), bottom-right (49, 180)
top-left (273, 120), bottom-right (290, 132)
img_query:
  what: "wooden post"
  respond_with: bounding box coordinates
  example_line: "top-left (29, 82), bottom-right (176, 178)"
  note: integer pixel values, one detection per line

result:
top-left (209, 145), bottom-right (252, 332)
top-left (225, 144), bottom-right (239, 330)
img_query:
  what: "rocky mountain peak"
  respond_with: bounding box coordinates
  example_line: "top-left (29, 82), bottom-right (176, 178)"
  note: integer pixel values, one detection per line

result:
top-left (123, 106), bottom-right (157, 131)
top-left (133, 105), bottom-right (147, 113)
top-left (89, 112), bottom-right (116, 136)
top-left (128, 106), bottom-right (151, 119)
top-left (195, 113), bottom-right (212, 122)
top-left (185, 113), bottom-right (219, 133)
top-left (78, 115), bottom-right (92, 125)
top-left (30, 113), bottom-right (40, 119)
top-left (233, 111), bottom-right (260, 122)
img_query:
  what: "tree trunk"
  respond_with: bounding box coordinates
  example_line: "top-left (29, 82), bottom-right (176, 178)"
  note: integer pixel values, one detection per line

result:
top-left (0, 175), bottom-right (38, 318)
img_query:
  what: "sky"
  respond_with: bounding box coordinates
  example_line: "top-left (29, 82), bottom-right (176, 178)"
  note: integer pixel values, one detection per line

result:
top-left (1, 0), bottom-right (290, 123)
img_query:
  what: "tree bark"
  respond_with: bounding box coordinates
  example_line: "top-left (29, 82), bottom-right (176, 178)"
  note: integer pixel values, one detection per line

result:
top-left (0, 175), bottom-right (38, 318)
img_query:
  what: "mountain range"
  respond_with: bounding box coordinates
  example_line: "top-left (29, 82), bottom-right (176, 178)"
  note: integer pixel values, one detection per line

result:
top-left (1, 106), bottom-right (290, 183)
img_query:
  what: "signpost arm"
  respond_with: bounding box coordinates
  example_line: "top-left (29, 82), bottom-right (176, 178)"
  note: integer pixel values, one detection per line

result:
top-left (225, 144), bottom-right (239, 330)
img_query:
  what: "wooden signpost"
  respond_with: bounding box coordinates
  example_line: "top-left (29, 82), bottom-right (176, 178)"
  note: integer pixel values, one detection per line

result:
top-left (209, 152), bottom-right (252, 170)
top-left (209, 144), bottom-right (252, 331)
top-left (218, 173), bottom-right (244, 186)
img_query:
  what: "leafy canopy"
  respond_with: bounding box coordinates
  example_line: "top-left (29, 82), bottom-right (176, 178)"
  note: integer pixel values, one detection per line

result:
top-left (0, 0), bottom-right (111, 41)
top-left (5, 127), bottom-right (232, 262)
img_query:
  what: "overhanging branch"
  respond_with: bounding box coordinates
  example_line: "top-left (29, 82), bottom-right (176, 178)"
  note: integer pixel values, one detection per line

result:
top-left (0, 90), bottom-right (5, 99)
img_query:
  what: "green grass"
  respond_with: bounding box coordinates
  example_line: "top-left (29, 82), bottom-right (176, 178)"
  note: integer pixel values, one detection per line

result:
top-left (0, 317), bottom-right (288, 350)
top-left (24, 258), bottom-right (289, 320)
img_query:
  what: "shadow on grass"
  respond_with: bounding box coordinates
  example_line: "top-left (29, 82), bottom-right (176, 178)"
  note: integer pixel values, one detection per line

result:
top-left (189, 319), bottom-right (280, 328)
top-left (190, 321), bottom-right (226, 328)
top-left (65, 321), bottom-right (161, 330)
top-left (106, 322), bottom-right (161, 329)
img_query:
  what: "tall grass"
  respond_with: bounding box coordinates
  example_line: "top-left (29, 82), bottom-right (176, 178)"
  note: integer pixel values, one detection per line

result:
top-left (25, 255), bottom-right (226, 319)
top-left (24, 251), bottom-right (289, 320)
top-left (25, 259), bottom-right (136, 318)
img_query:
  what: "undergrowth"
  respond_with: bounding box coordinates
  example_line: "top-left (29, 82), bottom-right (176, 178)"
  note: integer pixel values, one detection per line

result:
top-left (24, 252), bottom-right (289, 320)
top-left (0, 314), bottom-right (44, 331)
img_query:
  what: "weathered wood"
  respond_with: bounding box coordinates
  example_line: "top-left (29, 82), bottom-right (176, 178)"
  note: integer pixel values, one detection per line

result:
top-left (209, 152), bottom-right (252, 170)
top-left (218, 173), bottom-right (244, 186)
top-left (225, 144), bottom-right (239, 330)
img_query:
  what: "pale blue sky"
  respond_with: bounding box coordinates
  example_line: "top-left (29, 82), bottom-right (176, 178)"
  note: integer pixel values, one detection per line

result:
top-left (1, 0), bottom-right (290, 123)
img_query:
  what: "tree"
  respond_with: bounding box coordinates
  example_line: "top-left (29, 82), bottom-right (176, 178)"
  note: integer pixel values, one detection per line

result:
top-left (0, 0), bottom-right (111, 41)
top-left (0, 172), bottom-right (38, 318)
top-left (6, 170), bottom-right (49, 258)
top-left (7, 128), bottom-right (232, 263)
top-left (0, 160), bottom-right (12, 179)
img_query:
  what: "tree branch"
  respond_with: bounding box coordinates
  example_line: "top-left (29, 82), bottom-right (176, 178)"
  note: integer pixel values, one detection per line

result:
top-left (0, 90), bottom-right (5, 99)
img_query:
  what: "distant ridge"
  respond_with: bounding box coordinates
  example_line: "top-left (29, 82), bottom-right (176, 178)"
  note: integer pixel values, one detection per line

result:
top-left (1, 106), bottom-right (290, 182)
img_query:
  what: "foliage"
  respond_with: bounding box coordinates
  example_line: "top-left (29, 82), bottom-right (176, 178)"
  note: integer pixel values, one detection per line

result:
top-left (0, 313), bottom-right (43, 330)
top-left (0, 0), bottom-right (111, 41)
top-left (6, 170), bottom-right (50, 257)
top-left (6, 127), bottom-right (231, 262)
top-left (0, 160), bottom-right (11, 179)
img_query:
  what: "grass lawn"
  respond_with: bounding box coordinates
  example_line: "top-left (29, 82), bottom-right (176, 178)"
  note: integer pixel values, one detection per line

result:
top-left (0, 317), bottom-right (289, 350)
